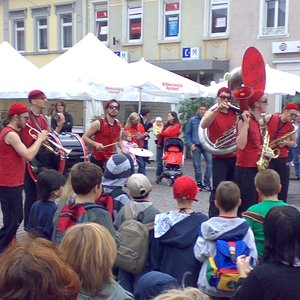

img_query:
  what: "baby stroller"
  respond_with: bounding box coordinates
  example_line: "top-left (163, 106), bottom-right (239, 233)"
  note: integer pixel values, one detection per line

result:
top-left (158, 137), bottom-right (184, 186)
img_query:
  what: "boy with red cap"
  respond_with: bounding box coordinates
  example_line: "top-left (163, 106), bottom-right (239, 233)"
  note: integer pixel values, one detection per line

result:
top-left (151, 176), bottom-right (208, 287)
top-left (201, 87), bottom-right (238, 217)
top-left (19, 90), bottom-right (52, 230)
top-left (0, 102), bottom-right (47, 252)
top-left (82, 99), bottom-right (122, 170)
top-left (259, 102), bottom-right (299, 202)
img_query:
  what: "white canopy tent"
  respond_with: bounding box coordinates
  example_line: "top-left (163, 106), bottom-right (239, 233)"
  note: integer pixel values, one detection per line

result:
top-left (0, 41), bottom-right (93, 100)
top-left (203, 65), bottom-right (300, 97)
top-left (126, 58), bottom-right (208, 112)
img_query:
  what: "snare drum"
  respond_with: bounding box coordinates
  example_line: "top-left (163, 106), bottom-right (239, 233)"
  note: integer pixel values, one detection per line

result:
top-left (27, 132), bottom-right (89, 181)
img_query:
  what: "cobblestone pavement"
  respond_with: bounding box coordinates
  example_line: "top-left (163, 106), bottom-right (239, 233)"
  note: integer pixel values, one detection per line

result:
top-left (0, 159), bottom-right (299, 234)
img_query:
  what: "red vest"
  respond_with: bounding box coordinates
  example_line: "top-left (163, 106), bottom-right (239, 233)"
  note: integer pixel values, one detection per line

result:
top-left (19, 112), bottom-right (49, 147)
top-left (268, 114), bottom-right (294, 158)
top-left (0, 127), bottom-right (26, 186)
top-left (208, 110), bottom-right (237, 159)
top-left (236, 117), bottom-right (262, 167)
top-left (92, 117), bottom-right (121, 161)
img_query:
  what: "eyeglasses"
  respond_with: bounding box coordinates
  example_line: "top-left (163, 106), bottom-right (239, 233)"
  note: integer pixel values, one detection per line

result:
top-left (219, 95), bottom-right (232, 100)
top-left (108, 105), bottom-right (119, 110)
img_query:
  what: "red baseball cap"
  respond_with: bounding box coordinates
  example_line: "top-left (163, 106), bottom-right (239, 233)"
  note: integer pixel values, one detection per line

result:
top-left (8, 102), bottom-right (29, 116)
top-left (173, 176), bottom-right (200, 202)
top-left (284, 103), bottom-right (299, 111)
top-left (28, 90), bottom-right (46, 102)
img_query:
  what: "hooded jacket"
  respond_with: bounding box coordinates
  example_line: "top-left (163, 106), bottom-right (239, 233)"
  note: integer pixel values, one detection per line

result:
top-left (194, 216), bottom-right (257, 298)
top-left (151, 212), bottom-right (208, 287)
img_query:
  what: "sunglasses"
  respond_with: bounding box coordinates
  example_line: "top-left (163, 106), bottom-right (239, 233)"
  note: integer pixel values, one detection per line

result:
top-left (219, 95), bottom-right (232, 100)
top-left (108, 105), bottom-right (119, 110)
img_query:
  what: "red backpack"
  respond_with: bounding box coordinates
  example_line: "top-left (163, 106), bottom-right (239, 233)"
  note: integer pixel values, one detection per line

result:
top-left (53, 202), bottom-right (99, 245)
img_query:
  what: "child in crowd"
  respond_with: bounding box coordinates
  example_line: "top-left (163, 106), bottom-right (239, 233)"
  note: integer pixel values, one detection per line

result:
top-left (60, 223), bottom-right (133, 300)
top-left (114, 173), bottom-right (161, 294)
top-left (151, 176), bottom-right (208, 287)
top-left (242, 169), bottom-right (289, 259)
top-left (152, 117), bottom-right (164, 137)
top-left (121, 130), bottom-right (138, 166)
top-left (102, 154), bottom-right (133, 220)
top-left (52, 162), bottom-right (120, 246)
top-left (27, 169), bottom-right (66, 240)
top-left (194, 181), bottom-right (257, 299)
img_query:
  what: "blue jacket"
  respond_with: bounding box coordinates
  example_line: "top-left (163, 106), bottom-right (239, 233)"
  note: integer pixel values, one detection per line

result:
top-left (151, 212), bottom-right (208, 287)
top-left (185, 114), bottom-right (201, 147)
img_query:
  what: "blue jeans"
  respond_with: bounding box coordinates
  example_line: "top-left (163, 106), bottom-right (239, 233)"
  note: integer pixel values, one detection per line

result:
top-left (156, 146), bottom-right (163, 177)
top-left (191, 145), bottom-right (212, 186)
top-left (292, 146), bottom-right (300, 178)
top-left (136, 156), bottom-right (146, 175)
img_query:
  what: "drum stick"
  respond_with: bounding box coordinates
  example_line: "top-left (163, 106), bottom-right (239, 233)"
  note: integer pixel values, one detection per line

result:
top-left (102, 142), bottom-right (119, 148)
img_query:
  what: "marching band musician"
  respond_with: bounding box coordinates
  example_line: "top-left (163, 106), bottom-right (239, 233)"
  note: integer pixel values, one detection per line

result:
top-left (201, 87), bottom-right (238, 217)
top-left (82, 99), bottom-right (122, 171)
top-left (235, 95), bottom-right (269, 214)
top-left (260, 102), bottom-right (299, 202)
top-left (19, 90), bottom-right (55, 230)
top-left (0, 102), bottom-right (47, 251)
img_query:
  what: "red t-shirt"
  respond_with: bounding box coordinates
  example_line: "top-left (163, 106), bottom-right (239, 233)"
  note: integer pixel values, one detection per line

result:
top-left (267, 113), bottom-right (294, 158)
top-left (0, 127), bottom-right (26, 186)
top-left (208, 110), bottom-right (237, 159)
top-left (236, 117), bottom-right (262, 168)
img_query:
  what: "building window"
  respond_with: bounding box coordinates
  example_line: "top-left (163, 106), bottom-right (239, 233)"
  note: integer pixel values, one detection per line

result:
top-left (36, 17), bottom-right (48, 50)
top-left (209, 0), bottom-right (228, 35)
top-left (60, 13), bottom-right (73, 49)
top-left (55, 3), bottom-right (75, 50)
top-left (262, 0), bottom-right (287, 35)
top-left (163, 2), bottom-right (180, 38)
top-left (127, 0), bottom-right (142, 41)
top-left (31, 6), bottom-right (50, 52)
top-left (14, 19), bottom-right (25, 51)
top-left (96, 10), bottom-right (108, 42)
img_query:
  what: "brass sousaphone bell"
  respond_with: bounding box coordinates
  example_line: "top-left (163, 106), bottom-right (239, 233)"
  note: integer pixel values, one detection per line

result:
top-left (199, 47), bottom-right (266, 155)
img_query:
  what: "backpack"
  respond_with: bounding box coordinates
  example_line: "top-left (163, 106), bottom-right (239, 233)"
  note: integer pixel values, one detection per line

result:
top-left (96, 188), bottom-right (128, 220)
top-left (53, 202), bottom-right (99, 245)
top-left (115, 204), bottom-right (153, 275)
top-left (206, 222), bottom-right (253, 292)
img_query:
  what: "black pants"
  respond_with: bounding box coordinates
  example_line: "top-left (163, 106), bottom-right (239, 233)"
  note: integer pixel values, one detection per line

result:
top-left (0, 185), bottom-right (23, 252)
top-left (24, 168), bottom-right (37, 230)
top-left (269, 157), bottom-right (290, 202)
top-left (209, 157), bottom-right (236, 218)
top-left (235, 166), bottom-right (258, 216)
top-left (90, 155), bottom-right (105, 171)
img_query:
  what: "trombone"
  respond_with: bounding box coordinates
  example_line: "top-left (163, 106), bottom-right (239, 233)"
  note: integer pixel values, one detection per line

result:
top-left (26, 123), bottom-right (72, 157)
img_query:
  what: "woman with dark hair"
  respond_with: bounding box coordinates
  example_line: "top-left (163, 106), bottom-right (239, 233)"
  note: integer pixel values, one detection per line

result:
top-left (51, 100), bottom-right (73, 133)
top-left (156, 111), bottom-right (181, 183)
top-left (234, 205), bottom-right (300, 300)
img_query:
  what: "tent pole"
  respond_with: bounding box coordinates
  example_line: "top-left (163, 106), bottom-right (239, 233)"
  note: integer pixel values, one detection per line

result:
top-left (138, 87), bottom-right (142, 114)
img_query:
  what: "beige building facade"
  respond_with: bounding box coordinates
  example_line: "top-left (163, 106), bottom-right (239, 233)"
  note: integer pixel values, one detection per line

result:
top-left (0, 0), bottom-right (299, 112)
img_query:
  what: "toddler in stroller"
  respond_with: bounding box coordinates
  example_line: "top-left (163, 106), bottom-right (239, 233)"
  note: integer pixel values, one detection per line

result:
top-left (157, 138), bottom-right (184, 186)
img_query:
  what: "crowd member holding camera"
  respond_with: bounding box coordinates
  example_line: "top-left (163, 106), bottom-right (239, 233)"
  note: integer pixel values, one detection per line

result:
top-left (51, 100), bottom-right (73, 134)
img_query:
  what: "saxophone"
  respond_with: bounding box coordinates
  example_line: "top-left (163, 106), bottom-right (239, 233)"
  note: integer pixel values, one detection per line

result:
top-left (256, 125), bottom-right (279, 171)
top-left (269, 123), bottom-right (297, 150)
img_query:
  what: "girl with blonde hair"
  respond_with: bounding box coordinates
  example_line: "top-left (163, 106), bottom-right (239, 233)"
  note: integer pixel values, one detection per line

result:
top-left (124, 112), bottom-right (148, 174)
top-left (60, 223), bottom-right (133, 300)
